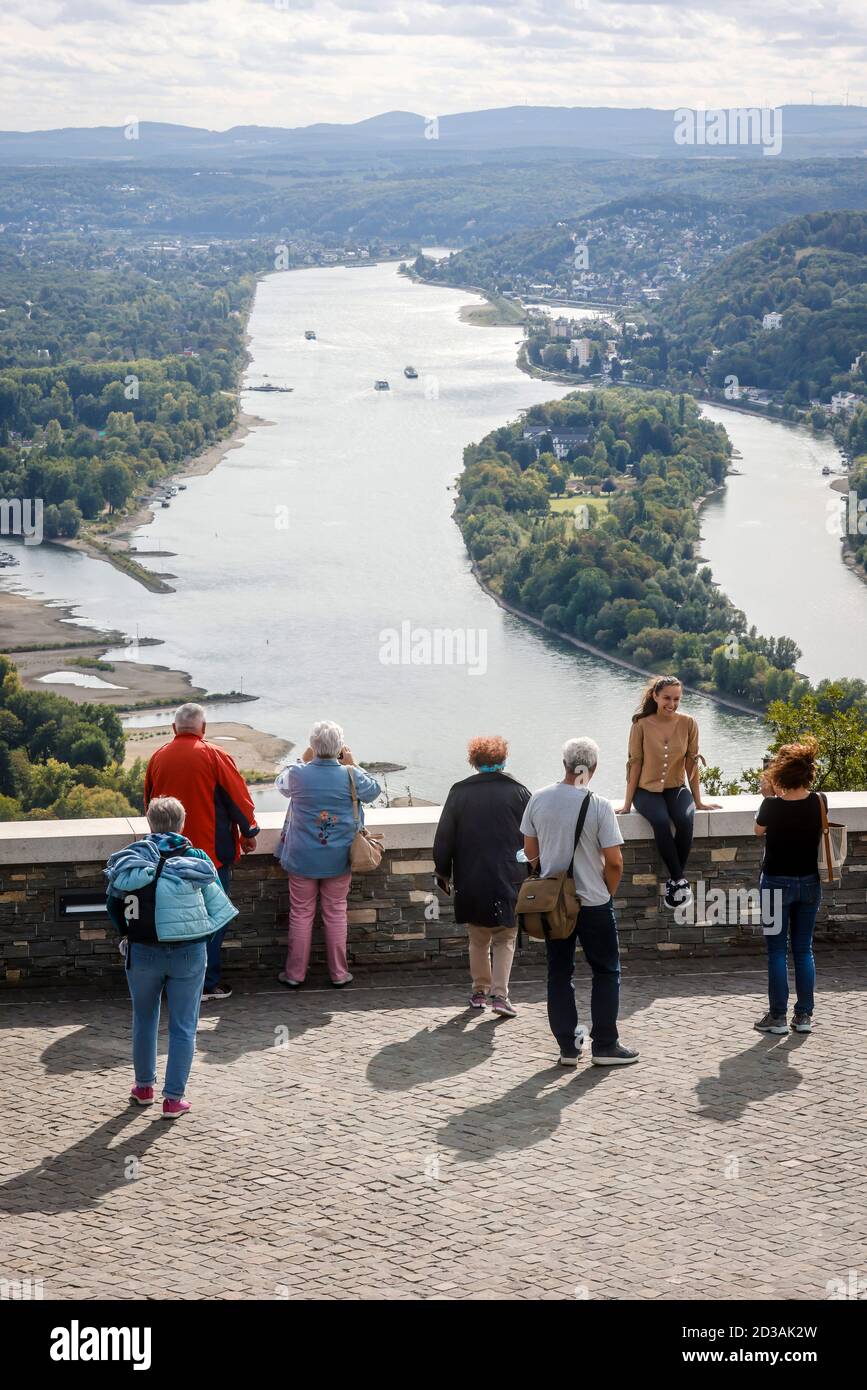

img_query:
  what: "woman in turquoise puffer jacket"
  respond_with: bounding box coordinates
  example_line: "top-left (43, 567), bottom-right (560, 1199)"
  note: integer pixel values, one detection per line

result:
top-left (105, 796), bottom-right (238, 1119)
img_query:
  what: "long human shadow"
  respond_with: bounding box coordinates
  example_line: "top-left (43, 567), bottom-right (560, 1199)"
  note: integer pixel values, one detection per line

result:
top-left (694, 1033), bottom-right (808, 1122)
top-left (194, 1001), bottom-right (333, 1067)
top-left (435, 1063), bottom-right (614, 1162)
top-left (0, 1108), bottom-right (173, 1214)
top-left (38, 998), bottom-right (333, 1077)
top-left (366, 1010), bottom-right (501, 1091)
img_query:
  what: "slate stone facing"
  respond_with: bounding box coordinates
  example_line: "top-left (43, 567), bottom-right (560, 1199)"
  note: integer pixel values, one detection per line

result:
top-left (2, 832), bottom-right (866, 987)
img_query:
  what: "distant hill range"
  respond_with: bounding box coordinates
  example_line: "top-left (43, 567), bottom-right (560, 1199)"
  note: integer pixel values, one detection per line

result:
top-left (2, 105), bottom-right (867, 164)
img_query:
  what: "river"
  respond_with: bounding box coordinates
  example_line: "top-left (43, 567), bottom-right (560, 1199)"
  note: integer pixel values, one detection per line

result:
top-left (699, 405), bottom-right (862, 682)
top-left (10, 260), bottom-right (842, 806)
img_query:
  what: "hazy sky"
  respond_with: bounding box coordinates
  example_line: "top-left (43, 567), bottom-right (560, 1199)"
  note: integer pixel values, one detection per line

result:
top-left (2, 0), bottom-right (866, 131)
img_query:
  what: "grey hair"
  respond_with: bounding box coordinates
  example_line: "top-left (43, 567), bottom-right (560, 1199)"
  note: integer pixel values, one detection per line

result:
top-left (309, 720), bottom-right (344, 759)
top-left (174, 702), bottom-right (206, 733)
top-left (147, 796), bottom-right (186, 834)
top-left (563, 737), bottom-right (599, 782)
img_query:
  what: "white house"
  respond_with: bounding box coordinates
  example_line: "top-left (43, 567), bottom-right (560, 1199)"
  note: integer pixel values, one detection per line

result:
top-left (830, 392), bottom-right (862, 416)
top-left (762, 312), bottom-right (783, 331)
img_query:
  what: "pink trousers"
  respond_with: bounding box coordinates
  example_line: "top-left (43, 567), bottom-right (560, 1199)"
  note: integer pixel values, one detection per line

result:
top-left (285, 872), bottom-right (352, 983)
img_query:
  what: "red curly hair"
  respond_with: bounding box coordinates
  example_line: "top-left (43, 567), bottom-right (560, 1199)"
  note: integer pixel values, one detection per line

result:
top-left (766, 738), bottom-right (819, 792)
top-left (467, 735), bottom-right (508, 768)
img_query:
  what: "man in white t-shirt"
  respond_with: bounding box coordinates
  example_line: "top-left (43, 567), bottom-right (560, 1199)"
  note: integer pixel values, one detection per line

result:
top-left (521, 736), bottom-right (639, 1067)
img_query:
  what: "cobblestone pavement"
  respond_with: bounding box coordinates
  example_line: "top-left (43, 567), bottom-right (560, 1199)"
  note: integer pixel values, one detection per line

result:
top-left (1, 954), bottom-right (865, 1301)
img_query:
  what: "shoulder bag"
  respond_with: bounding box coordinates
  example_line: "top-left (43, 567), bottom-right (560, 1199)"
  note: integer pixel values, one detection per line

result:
top-left (818, 792), bottom-right (847, 884)
top-left (347, 767), bottom-right (384, 873)
top-left (516, 793), bottom-right (593, 941)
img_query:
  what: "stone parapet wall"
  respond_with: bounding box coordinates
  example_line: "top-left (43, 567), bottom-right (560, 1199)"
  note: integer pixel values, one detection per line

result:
top-left (2, 797), bottom-right (867, 988)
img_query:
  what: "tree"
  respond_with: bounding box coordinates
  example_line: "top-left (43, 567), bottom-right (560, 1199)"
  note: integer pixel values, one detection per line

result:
top-left (57, 499), bottom-right (82, 538)
top-left (99, 460), bottom-right (134, 514)
top-left (55, 785), bottom-right (137, 818)
top-left (77, 477), bottom-right (104, 519)
top-left (765, 685), bottom-right (867, 790)
top-left (43, 419), bottom-right (64, 456)
top-left (42, 503), bottom-right (62, 539)
top-left (0, 742), bottom-right (16, 797)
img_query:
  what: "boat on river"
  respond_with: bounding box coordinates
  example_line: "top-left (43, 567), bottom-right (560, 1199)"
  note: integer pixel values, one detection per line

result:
top-left (822, 466), bottom-right (831, 476)
top-left (374, 379), bottom-right (390, 391)
top-left (404, 366), bottom-right (418, 379)
top-left (304, 330), bottom-right (317, 340)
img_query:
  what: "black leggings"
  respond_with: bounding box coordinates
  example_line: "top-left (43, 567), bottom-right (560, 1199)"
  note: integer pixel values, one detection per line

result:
top-left (633, 786), bottom-right (695, 881)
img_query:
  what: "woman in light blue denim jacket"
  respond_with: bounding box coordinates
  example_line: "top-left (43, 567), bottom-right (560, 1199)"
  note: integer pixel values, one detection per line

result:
top-left (105, 796), bottom-right (237, 1119)
top-left (275, 720), bottom-right (380, 988)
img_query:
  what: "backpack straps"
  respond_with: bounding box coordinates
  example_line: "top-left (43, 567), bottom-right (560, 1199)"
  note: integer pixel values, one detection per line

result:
top-left (154, 850), bottom-right (173, 880)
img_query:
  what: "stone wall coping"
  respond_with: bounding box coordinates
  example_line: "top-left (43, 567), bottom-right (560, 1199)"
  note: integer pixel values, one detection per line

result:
top-left (1, 793), bottom-right (867, 866)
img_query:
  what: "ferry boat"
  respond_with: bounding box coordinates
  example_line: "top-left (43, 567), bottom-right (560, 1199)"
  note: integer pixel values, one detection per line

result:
top-left (374, 379), bottom-right (390, 391)
top-left (404, 366), bottom-right (418, 379)
top-left (821, 466), bottom-right (831, 476)
top-left (304, 330), bottom-right (317, 340)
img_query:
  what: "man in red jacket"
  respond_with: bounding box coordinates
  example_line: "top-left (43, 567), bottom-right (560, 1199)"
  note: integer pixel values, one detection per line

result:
top-left (144, 703), bottom-right (259, 1001)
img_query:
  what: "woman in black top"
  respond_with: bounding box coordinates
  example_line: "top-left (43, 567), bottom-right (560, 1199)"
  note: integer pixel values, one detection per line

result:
top-left (754, 740), bottom-right (824, 1035)
top-left (433, 735), bottom-right (530, 1017)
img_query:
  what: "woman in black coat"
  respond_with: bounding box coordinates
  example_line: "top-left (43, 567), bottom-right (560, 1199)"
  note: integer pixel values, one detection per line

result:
top-left (432, 735), bottom-right (531, 1017)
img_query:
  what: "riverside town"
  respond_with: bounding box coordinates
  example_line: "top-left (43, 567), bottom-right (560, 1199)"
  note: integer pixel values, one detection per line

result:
top-left (1, 0), bottom-right (866, 1360)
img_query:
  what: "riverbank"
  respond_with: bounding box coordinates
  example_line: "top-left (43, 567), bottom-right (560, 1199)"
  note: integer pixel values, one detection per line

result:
top-left (467, 559), bottom-right (764, 721)
top-left (123, 721), bottom-right (292, 778)
top-left (404, 262), bottom-right (526, 328)
top-left (57, 409), bottom-right (272, 593)
top-left (0, 588), bottom-right (292, 778)
top-left (0, 590), bottom-right (209, 705)
top-left (458, 290), bottom-right (526, 327)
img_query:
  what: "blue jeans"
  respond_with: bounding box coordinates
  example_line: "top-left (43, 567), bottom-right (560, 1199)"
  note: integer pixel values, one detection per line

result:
top-left (633, 786), bottom-right (695, 881)
top-left (545, 899), bottom-right (621, 1055)
top-left (204, 864), bottom-right (233, 991)
top-left (126, 941), bottom-right (207, 1098)
top-left (761, 873), bottom-right (820, 1016)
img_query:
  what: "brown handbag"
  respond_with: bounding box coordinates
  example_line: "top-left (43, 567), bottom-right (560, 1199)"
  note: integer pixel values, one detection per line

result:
top-left (516, 793), bottom-right (592, 940)
top-left (347, 767), bottom-right (384, 873)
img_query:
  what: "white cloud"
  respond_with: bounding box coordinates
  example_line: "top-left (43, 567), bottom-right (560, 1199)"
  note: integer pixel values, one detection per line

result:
top-left (0, 0), bottom-right (865, 130)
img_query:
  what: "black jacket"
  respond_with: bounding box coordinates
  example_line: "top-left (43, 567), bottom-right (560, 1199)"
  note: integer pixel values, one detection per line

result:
top-left (433, 771), bottom-right (531, 928)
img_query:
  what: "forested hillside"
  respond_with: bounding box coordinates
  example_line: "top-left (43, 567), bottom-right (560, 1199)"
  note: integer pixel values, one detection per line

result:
top-left (0, 239), bottom-right (267, 534)
top-left (648, 211), bottom-right (867, 404)
top-left (418, 196), bottom-right (746, 302)
top-left (3, 156), bottom-right (867, 243)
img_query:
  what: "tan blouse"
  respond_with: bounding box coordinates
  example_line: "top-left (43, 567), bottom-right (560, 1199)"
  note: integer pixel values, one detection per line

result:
top-left (627, 714), bottom-right (702, 792)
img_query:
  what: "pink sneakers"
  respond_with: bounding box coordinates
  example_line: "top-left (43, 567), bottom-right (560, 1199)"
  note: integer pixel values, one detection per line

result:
top-left (129, 1085), bottom-right (154, 1106)
top-left (161, 1098), bottom-right (191, 1120)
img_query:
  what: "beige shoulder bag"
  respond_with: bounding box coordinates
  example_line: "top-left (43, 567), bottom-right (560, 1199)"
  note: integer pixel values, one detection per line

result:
top-left (347, 767), bottom-right (384, 873)
top-left (818, 792), bottom-right (847, 884)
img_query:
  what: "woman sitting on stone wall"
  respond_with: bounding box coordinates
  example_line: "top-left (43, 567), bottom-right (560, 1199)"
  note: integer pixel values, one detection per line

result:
top-left (617, 674), bottom-right (719, 910)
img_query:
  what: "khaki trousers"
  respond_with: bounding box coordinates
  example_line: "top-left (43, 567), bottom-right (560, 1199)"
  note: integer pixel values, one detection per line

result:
top-left (466, 923), bottom-right (518, 997)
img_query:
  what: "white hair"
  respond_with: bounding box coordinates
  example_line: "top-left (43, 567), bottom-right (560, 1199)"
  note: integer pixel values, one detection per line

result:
top-left (147, 796), bottom-right (186, 834)
top-left (309, 720), bottom-right (344, 759)
top-left (174, 702), bottom-right (206, 733)
top-left (563, 736), bottom-right (599, 783)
